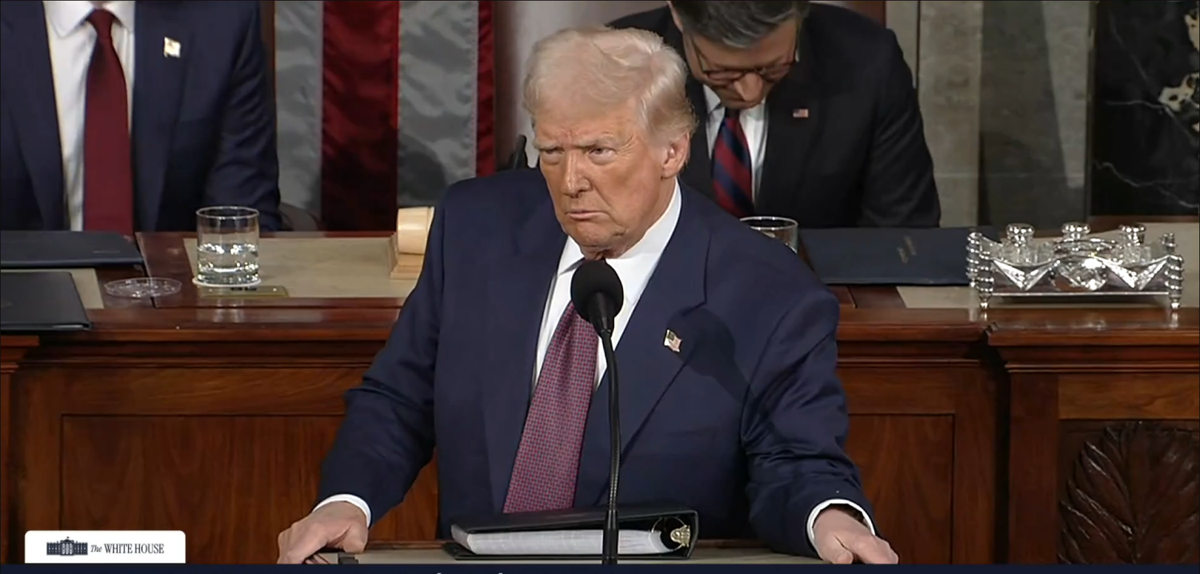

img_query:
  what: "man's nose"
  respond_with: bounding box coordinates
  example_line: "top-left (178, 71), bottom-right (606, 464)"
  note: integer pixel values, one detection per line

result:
top-left (563, 156), bottom-right (590, 193)
top-left (732, 74), bottom-right (766, 103)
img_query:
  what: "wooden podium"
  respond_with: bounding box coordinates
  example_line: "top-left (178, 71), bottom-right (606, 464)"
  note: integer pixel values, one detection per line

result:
top-left (317, 541), bottom-right (824, 565)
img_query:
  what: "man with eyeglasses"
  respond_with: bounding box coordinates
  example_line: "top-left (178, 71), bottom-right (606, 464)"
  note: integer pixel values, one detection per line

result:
top-left (610, 1), bottom-right (940, 228)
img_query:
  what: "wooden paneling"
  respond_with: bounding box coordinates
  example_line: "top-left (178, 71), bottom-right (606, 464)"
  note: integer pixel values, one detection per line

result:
top-left (847, 415), bottom-right (955, 564)
top-left (993, 321), bottom-right (1200, 565)
top-left (1056, 421), bottom-right (1199, 564)
top-left (19, 362), bottom-right (440, 565)
top-left (10, 337), bottom-right (990, 564)
top-left (3, 231), bottom-right (1198, 565)
top-left (0, 337), bottom-right (36, 566)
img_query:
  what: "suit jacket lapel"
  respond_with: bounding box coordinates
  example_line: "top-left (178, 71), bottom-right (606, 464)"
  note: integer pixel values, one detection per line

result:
top-left (758, 27), bottom-right (824, 215)
top-left (2, 2), bottom-right (66, 228)
top-left (482, 195), bottom-right (566, 512)
top-left (132, 3), bottom-right (189, 231)
top-left (577, 190), bottom-right (710, 505)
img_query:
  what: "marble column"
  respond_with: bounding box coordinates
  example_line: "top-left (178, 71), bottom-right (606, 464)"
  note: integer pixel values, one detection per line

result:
top-left (1088, 0), bottom-right (1200, 216)
top-left (909, 1), bottom-right (1095, 228)
top-left (916, 1), bottom-right (984, 227)
top-left (978, 0), bottom-right (1092, 228)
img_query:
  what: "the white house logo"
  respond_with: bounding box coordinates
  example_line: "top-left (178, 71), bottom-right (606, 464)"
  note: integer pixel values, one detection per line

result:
top-left (47, 538), bottom-right (89, 557)
top-left (27, 530), bottom-right (186, 563)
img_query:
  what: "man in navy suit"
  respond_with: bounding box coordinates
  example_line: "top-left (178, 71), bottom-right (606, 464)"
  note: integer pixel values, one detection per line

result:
top-left (0, 1), bottom-right (281, 233)
top-left (610, 1), bottom-right (940, 228)
top-left (278, 27), bottom-right (895, 564)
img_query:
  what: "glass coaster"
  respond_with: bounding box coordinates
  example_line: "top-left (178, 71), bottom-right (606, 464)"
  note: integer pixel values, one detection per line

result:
top-left (105, 277), bottom-right (182, 298)
top-left (192, 277), bottom-right (262, 288)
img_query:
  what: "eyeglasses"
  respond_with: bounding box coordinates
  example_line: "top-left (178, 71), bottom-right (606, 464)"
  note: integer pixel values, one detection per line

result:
top-left (687, 29), bottom-right (799, 85)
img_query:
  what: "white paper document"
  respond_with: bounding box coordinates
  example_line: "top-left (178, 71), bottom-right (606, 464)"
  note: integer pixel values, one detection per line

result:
top-left (451, 525), bottom-right (674, 556)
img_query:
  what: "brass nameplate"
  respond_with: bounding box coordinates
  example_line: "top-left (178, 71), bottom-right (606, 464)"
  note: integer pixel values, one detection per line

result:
top-left (198, 285), bottom-right (290, 298)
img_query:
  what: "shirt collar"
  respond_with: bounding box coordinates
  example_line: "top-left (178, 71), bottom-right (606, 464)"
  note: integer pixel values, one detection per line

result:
top-left (45, 1), bottom-right (135, 38)
top-left (555, 180), bottom-right (683, 277)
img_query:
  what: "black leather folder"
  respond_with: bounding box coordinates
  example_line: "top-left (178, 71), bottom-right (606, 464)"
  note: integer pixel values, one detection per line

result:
top-left (799, 226), bottom-right (998, 286)
top-left (443, 504), bottom-right (699, 561)
top-left (0, 230), bottom-right (144, 269)
top-left (0, 271), bottom-right (91, 332)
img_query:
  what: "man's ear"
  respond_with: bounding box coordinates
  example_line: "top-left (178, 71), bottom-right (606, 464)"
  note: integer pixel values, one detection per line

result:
top-left (661, 134), bottom-right (690, 179)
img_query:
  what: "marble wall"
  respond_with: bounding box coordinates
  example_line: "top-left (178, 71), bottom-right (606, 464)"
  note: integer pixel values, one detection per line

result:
top-left (1088, 0), bottom-right (1200, 217)
top-left (902, 1), bottom-right (1093, 228)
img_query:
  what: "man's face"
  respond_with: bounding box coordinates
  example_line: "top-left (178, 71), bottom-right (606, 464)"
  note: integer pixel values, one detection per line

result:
top-left (673, 15), bottom-right (799, 109)
top-left (534, 101), bottom-right (685, 258)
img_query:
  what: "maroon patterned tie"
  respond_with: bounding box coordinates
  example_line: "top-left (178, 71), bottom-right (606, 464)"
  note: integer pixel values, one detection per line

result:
top-left (711, 108), bottom-right (755, 218)
top-left (83, 10), bottom-right (135, 235)
top-left (503, 302), bottom-right (598, 513)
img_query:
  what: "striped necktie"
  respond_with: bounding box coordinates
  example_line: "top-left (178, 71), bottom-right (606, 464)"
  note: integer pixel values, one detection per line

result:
top-left (711, 108), bottom-right (755, 218)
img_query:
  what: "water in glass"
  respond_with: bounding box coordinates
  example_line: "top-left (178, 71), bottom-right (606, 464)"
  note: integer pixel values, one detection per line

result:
top-left (196, 207), bottom-right (260, 286)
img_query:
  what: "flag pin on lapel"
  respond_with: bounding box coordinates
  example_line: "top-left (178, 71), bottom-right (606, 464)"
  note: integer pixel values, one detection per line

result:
top-left (792, 108), bottom-right (810, 119)
top-left (663, 330), bottom-right (682, 353)
top-left (163, 37), bottom-right (181, 58)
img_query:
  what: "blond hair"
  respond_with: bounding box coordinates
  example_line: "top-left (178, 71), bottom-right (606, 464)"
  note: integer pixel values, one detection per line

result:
top-left (523, 26), bottom-right (697, 144)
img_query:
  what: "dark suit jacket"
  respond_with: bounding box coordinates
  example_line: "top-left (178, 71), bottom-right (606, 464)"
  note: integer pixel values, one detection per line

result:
top-left (0, 1), bottom-right (281, 232)
top-left (318, 169), bottom-right (873, 557)
top-left (609, 5), bottom-right (940, 229)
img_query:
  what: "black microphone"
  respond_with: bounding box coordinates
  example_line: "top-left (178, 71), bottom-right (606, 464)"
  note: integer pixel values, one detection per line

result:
top-left (570, 259), bottom-right (624, 565)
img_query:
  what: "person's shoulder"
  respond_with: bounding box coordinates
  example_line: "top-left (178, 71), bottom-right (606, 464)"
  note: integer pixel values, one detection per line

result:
top-left (807, 2), bottom-right (894, 45)
top-left (688, 193), bottom-right (834, 310)
top-left (806, 3), bottom-right (900, 65)
top-left (440, 169), bottom-right (549, 220)
top-left (607, 6), bottom-right (674, 35)
top-left (171, 1), bottom-right (261, 30)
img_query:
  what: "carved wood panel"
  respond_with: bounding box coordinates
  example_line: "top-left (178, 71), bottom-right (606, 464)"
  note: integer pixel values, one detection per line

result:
top-left (1058, 422), bottom-right (1200, 564)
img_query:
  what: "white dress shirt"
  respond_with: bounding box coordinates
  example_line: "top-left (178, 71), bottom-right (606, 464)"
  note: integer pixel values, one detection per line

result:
top-left (703, 86), bottom-right (768, 199)
top-left (533, 182), bottom-right (682, 387)
top-left (43, 0), bottom-right (137, 231)
top-left (315, 182), bottom-right (874, 548)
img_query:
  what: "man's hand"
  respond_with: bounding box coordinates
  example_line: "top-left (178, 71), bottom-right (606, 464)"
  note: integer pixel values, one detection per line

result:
top-left (277, 501), bottom-right (369, 564)
top-left (812, 507), bottom-right (898, 564)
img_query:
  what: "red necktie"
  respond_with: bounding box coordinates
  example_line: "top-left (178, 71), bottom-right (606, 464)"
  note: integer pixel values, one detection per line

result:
top-left (712, 108), bottom-right (755, 218)
top-left (83, 10), bottom-right (135, 235)
top-left (503, 302), bottom-right (598, 513)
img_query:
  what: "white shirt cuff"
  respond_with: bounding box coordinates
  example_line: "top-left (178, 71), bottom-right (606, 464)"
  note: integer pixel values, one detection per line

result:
top-left (807, 498), bottom-right (875, 546)
top-left (314, 494), bottom-right (372, 527)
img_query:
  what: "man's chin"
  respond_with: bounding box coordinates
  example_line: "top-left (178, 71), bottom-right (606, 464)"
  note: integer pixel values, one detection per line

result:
top-left (720, 98), bottom-right (763, 110)
top-left (566, 227), bottom-right (619, 254)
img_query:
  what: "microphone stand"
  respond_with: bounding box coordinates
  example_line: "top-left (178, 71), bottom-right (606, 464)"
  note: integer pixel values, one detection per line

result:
top-left (598, 330), bottom-right (621, 565)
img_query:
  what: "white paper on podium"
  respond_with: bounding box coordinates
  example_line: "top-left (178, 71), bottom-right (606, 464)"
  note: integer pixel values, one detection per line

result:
top-left (451, 525), bottom-right (673, 555)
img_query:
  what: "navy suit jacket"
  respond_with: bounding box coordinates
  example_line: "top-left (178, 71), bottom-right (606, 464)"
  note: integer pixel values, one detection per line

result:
top-left (0, 1), bottom-right (281, 232)
top-left (319, 170), bottom-right (873, 556)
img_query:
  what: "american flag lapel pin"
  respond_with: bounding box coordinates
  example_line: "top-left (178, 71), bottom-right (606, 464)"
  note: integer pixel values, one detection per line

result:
top-left (792, 108), bottom-right (810, 119)
top-left (664, 330), bottom-right (682, 353)
top-left (163, 37), bottom-right (181, 58)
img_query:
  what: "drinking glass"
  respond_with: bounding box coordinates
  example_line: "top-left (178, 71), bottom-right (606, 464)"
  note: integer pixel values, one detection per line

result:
top-left (194, 206), bottom-right (260, 287)
top-left (741, 216), bottom-right (799, 252)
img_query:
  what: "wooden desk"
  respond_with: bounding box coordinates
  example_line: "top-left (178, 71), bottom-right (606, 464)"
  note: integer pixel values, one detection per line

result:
top-left (1, 232), bottom-right (1196, 565)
